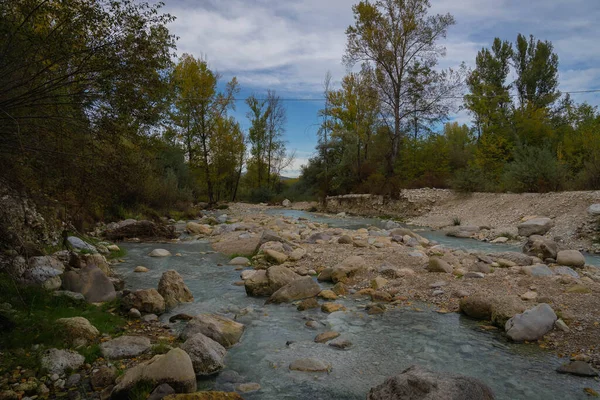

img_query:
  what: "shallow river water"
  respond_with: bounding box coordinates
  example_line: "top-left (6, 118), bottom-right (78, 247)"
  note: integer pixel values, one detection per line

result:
top-left (113, 210), bottom-right (599, 400)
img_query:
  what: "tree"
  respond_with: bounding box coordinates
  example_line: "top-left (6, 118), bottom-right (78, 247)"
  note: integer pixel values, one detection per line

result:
top-left (171, 54), bottom-right (239, 204)
top-left (513, 34), bottom-right (560, 110)
top-left (464, 38), bottom-right (513, 139)
top-left (265, 90), bottom-right (287, 190)
top-left (246, 95), bottom-right (269, 188)
top-left (344, 0), bottom-right (457, 176)
top-left (316, 71), bottom-right (334, 199)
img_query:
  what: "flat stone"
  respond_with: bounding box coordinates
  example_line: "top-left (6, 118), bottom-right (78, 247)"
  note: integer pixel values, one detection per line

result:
top-left (329, 338), bottom-right (353, 350)
top-left (557, 361), bottom-right (599, 377)
top-left (229, 257), bottom-right (250, 266)
top-left (465, 272), bottom-right (485, 279)
top-left (321, 303), bottom-right (346, 313)
top-left (520, 291), bottom-right (538, 301)
top-left (517, 218), bottom-right (554, 237)
top-left (314, 331), bottom-right (340, 343)
top-left (100, 336), bottom-right (151, 359)
top-left (41, 349), bottom-right (85, 375)
top-left (289, 358), bottom-right (331, 372)
top-left (522, 264), bottom-right (554, 277)
top-left (149, 249), bottom-right (172, 257)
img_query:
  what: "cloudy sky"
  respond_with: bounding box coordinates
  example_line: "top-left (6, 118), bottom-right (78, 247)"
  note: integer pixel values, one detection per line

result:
top-left (163, 0), bottom-right (600, 177)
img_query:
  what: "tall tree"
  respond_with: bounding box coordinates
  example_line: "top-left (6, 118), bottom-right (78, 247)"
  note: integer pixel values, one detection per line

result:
top-left (265, 90), bottom-right (287, 190)
top-left (171, 54), bottom-right (239, 204)
top-left (246, 95), bottom-right (269, 188)
top-left (513, 34), bottom-right (560, 110)
top-left (344, 0), bottom-right (457, 176)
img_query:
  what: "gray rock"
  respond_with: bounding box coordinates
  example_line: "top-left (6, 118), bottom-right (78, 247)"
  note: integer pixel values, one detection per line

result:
top-left (492, 252), bottom-right (533, 266)
top-left (557, 361), bottom-right (598, 377)
top-left (53, 291), bottom-right (85, 302)
top-left (141, 314), bottom-right (158, 322)
top-left (180, 314), bottom-right (244, 348)
top-left (100, 335), bottom-right (151, 359)
top-left (554, 266), bottom-right (580, 278)
top-left (517, 218), bottom-right (554, 237)
top-left (128, 308), bottom-right (141, 319)
top-left (289, 358), bottom-right (331, 372)
top-left (111, 348), bottom-right (196, 398)
top-left (41, 349), bottom-right (85, 375)
top-left (522, 236), bottom-right (558, 260)
top-left (148, 249), bottom-right (171, 257)
top-left (121, 289), bottom-right (165, 314)
top-left (505, 303), bottom-right (557, 342)
top-left (556, 250), bottom-right (586, 268)
top-left (329, 338), bottom-right (353, 350)
top-left (147, 383), bottom-right (175, 400)
top-left (465, 272), bottom-right (485, 279)
top-left (367, 365), bottom-right (495, 400)
top-left (229, 257), bottom-right (250, 266)
top-left (62, 265), bottom-right (116, 303)
top-left (588, 204), bottom-right (600, 216)
top-left (282, 199), bottom-right (291, 207)
top-left (212, 234), bottom-right (261, 257)
top-left (522, 264), bottom-right (554, 277)
top-left (267, 276), bottom-right (321, 304)
top-left (180, 333), bottom-right (227, 376)
top-left (67, 237), bottom-right (97, 253)
top-left (157, 270), bottom-right (193, 309)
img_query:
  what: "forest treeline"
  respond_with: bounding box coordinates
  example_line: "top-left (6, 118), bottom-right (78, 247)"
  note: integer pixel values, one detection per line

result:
top-left (0, 0), bottom-right (291, 228)
top-left (297, 0), bottom-right (600, 199)
top-left (1, 0), bottom-right (599, 228)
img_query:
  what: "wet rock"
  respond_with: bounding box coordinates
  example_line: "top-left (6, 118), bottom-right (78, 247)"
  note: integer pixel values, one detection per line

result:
top-left (317, 268), bottom-right (333, 282)
top-left (321, 303), bottom-right (346, 313)
top-left (314, 331), bottom-right (340, 343)
top-left (367, 365), bottom-right (495, 400)
top-left (557, 361), bottom-right (598, 377)
top-left (100, 335), bottom-right (151, 359)
top-left (267, 276), bottom-right (321, 304)
top-left (111, 348), bottom-right (196, 398)
top-left (305, 320), bottom-right (320, 329)
top-left (56, 317), bottom-right (99, 345)
top-left (371, 291), bottom-right (392, 302)
top-left (459, 294), bottom-right (492, 320)
top-left (180, 333), bottom-right (227, 376)
top-left (266, 265), bottom-right (299, 292)
top-left (517, 218), bottom-right (554, 237)
top-left (332, 282), bottom-right (348, 295)
top-left (556, 250), bottom-right (586, 268)
top-left (186, 222), bottom-right (212, 235)
top-left (62, 265), bottom-right (116, 303)
top-left (149, 249), bottom-right (171, 257)
top-left (229, 257), bottom-right (250, 266)
top-left (236, 382), bottom-right (261, 393)
top-left (505, 303), bottom-right (557, 342)
top-left (522, 264), bottom-right (554, 277)
top-left (158, 270), bottom-right (194, 309)
top-left (134, 266), bottom-right (149, 273)
top-left (181, 314), bottom-right (244, 348)
top-left (289, 358), bottom-right (331, 372)
top-left (522, 236), bottom-right (558, 260)
top-left (318, 290), bottom-right (337, 300)
top-left (41, 349), bottom-right (85, 375)
top-left (122, 289), bottom-right (166, 315)
top-left (366, 303), bottom-right (387, 315)
top-left (427, 258), bottom-right (453, 273)
top-left (329, 338), bottom-right (352, 350)
top-left (297, 298), bottom-right (319, 311)
top-left (244, 270), bottom-right (270, 297)
top-left (213, 234), bottom-right (261, 257)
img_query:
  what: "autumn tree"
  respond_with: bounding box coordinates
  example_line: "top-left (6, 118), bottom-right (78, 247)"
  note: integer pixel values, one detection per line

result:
top-left (344, 0), bottom-right (458, 177)
top-left (170, 54), bottom-right (239, 204)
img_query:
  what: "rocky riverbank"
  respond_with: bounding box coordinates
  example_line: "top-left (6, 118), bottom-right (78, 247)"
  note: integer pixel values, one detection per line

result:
top-left (2, 200), bottom-right (600, 399)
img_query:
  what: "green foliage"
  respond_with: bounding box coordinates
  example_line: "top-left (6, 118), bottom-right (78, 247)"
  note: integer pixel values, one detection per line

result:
top-left (128, 381), bottom-right (156, 400)
top-left (450, 167), bottom-right (488, 193)
top-left (151, 341), bottom-right (171, 355)
top-left (452, 217), bottom-right (462, 226)
top-left (79, 344), bottom-right (102, 364)
top-left (502, 146), bottom-right (567, 192)
top-left (0, 274), bottom-right (125, 350)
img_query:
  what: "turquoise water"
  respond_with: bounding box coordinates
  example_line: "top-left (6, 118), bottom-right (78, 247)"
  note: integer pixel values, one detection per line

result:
top-left (113, 237), bottom-right (598, 400)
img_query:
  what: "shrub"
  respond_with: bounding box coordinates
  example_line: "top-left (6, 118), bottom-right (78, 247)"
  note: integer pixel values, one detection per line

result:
top-left (450, 167), bottom-right (487, 193)
top-left (501, 146), bottom-right (567, 192)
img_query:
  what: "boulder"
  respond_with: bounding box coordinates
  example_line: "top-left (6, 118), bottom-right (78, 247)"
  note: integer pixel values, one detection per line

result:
top-left (282, 199), bottom-right (291, 207)
top-left (212, 234), bottom-right (261, 257)
top-left (244, 270), bottom-right (270, 297)
top-left (267, 276), bottom-right (321, 304)
top-left (158, 270), bottom-right (194, 309)
top-left (180, 314), bottom-right (244, 348)
top-left (122, 289), bottom-right (166, 315)
top-left (588, 204), bottom-right (600, 216)
top-left (148, 384), bottom-right (176, 400)
top-left (517, 218), bottom-right (554, 237)
top-left (149, 249), bottom-right (172, 257)
top-left (67, 236), bottom-right (97, 253)
top-left (289, 358), bottom-right (331, 372)
top-left (62, 265), bottom-right (116, 303)
top-left (81, 253), bottom-right (112, 276)
top-left (289, 248), bottom-right (306, 261)
top-left (330, 256), bottom-right (367, 283)
top-left (56, 317), bottom-right (99, 345)
top-left (490, 296), bottom-right (527, 327)
top-left (40, 349), bottom-right (85, 375)
top-left (522, 236), bottom-right (558, 260)
top-left (91, 365), bottom-right (117, 390)
top-left (459, 295), bottom-right (492, 320)
top-left (321, 303), bottom-right (346, 313)
top-left (367, 365), bottom-right (495, 400)
top-left (111, 348), bottom-right (196, 399)
top-left (557, 361), bottom-right (599, 377)
top-left (264, 249), bottom-right (288, 264)
top-left (556, 250), bottom-right (585, 268)
top-left (104, 220), bottom-right (176, 241)
top-left (134, 266), bottom-right (149, 273)
top-left (100, 335), bottom-right (151, 359)
top-left (297, 298), bottom-right (319, 311)
top-left (522, 264), bottom-right (554, 277)
top-left (427, 258), bottom-right (453, 273)
top-left (180, 333), bottom-right (227, 376)
top-left (22, 256), bottom-right (64, 289)
top-left (228, 257), bottom-right (250, 266)
top-left (186, 222), bottom-right (212, 235)
top-left (266, 265), bottom-right (299, 291)
top-left (492, 252), bottom-right (533, 266)
top-left (338, 235), bottom-right (353, 244)
top-left (505, 303), bottom-right (557, 342)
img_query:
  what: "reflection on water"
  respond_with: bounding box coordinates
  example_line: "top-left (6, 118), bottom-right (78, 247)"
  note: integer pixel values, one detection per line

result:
top-left (113, 239), bottom-right (595, 400)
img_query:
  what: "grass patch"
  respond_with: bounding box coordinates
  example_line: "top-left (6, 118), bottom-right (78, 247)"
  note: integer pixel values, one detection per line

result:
top-left (452, 217), bottom-right (462, 226)
top-left (128, 380), bottom-right (156, 400)
top-left (107, 246), bottom-right (127, 261)
top-left (79, 344), bottom-right (102, 364)
top-left (0, 274), bottom-right (125, 351)
top-left (151, 340), bottom-right (171, 355)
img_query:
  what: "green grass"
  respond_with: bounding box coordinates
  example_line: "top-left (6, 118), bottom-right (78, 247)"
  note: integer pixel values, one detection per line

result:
top-left (79, 344), bottom-right (102, 364)
top-left (128, 381), bottom-right (156, 400)
top-left (0, 274), bottom-right (125, 351)
top-left (107, 246), bottom-right (127, 261)
top-left (151, 340), bottom-right (171, 355)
